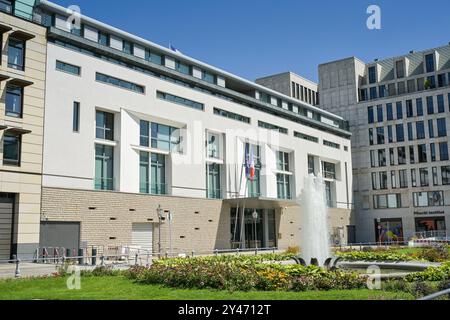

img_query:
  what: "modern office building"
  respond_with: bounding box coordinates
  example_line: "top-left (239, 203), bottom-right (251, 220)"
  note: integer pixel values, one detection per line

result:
top-left (256, 72), bottom-right (320, 106)
top-left (316, 45), bottom-right (450, 243)
top-left (24, 0), bottom-right (354, 255)
top-left (0, 0), bottom-right (47, 259)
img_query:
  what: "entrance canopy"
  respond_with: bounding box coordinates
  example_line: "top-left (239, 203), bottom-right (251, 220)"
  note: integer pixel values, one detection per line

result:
top-left (224, 197), bottom-right (298, 210)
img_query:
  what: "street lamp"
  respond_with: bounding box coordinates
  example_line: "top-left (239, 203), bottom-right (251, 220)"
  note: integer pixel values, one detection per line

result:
top-left (252, 210), bottom-right (258, 250)
top-left (157, 205), bottom-right (164, 257)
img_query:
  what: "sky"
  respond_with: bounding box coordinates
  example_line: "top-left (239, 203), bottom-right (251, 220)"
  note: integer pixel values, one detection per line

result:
top-left (51, 0), bottom-right (450, 83)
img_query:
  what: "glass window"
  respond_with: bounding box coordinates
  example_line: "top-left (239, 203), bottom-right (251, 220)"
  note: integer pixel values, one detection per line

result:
top-left (258, 121), bottom-right (288, 134)
top-left (323, 140), bottom-right (340, 149)
top-left (386, 103), bottom-right (393, 121)
top-left (369, 128), bottom-right (374, 146)
top-left (207, 132), bottom-right (221, 159)
top-left (438, 74), bottom-right (447, 88)
top-left (427, 96), bottom-right (434, 114)
top-left (399, 170), bottom-right (407, 188)
top-left (441, 166), bottom-right (450, 185)
top-left (396, 102), bottom-right (403, 119)
top-left (407, 123), bottom-right (413, 141)
top-left (388, 83), bottom-right (396, 96)
top-left (417, 78), bottom-right (425, 91)
top-left (395, 124), bottom-right (404, 142)
top-left (391, 171), bottom-right (397, 189)
top-left (413, 191), bottom-right (444, 207)
top-left (277, 174), bottom-right (291, 200)
top-left (5, 85), bottom-right (23, 118)
top-left (440, 142), bottom-right (449, 161)
top-left (73, 102), bottom-right (80, 132)
top-left (370, 87), bottom-right (378, 100)
top-left (176, 61), bottom-right (190, 75)
top-left (95, 144), bottom-right (114, 191)
top-left (207, 163), bottom-right (221, 199)
top-left (96, 73), bottom-right (145, 94)
top-left (398, 82), bottom-right (406, 95)
top-left (396, 60), bottom-right (405, 78)
top-left (0, 0), bottom-right (13, 13)
top-left (431, 143), bottom-right (437, 162)
top-left (379, 85), bottom-right (387, 98)
top-left (202, 71), bottom-right (215, 84)
top-left (416, 98), bottom-right (424, 116)
top-left (368, 66), bottom-right (377, 84)
top-left (8, 38), bottom-right (25, 70)
top-left (146, 50), bottom-right (163, 65)
top-left (377, 127), bottom-right (385, 144)
top-left (277, 151), bottom-right (290, 172)
top-left (294, 132), bottom-right (319, 143)
top-left (139, 151), bottom-right (150, 194)
top-left (378, 149), bottom-right (386, 167)
top-left (151, 123), bottom-right (180, 153)
top-left (98, 31), bottom-right (109, 46)
top-left (370, 150), bottom-right (376, 167)
top-left (377, 105), bottom-right (383, 122)
top-left (425, 54), bottom-right (435, 73)
top-left (416, 121), bottom-right (425, 140)
top-left (398, 147), bottom-right (406, 165)
top-left (123, 41), bottom-right (133, 54)
top-left (407, 79), bottom-right (416, 93)
top-left (437, 95), bottom-right (445, 113)
top-left (372, 172), bottom-right (378, 190)
top-left (322, 162), bottom-right (336, 180)
top-left (56, 61), bottom-right (81, 75)
top-left (308, 155), bottom-right (315, 175)
top-left (420, 168), bottom-right (429, 187)
top-left (433, 167), bottom-right (438, 186)
top-left (418, 144), bottom-right (427, 163)
top-left (213, 108), bottom-right (250, 124)
top-left (151, 153), bottom-right (166, 195)
top-left (427, 76), bottom-right (436, 89)
top-left (157, 91), bottom-right (204, 111)
top-left (411, 169), bottom-right (417, 187)
top-left (389, 148), bottom-right (395, 166)
top-left (3, 133), bottom-right (21, 166)
top-left (388, 126), bottom-right (393, 143)
top-left (437, 118), bottom-right (447, 137)
top-left (368, 106), bottom-right (374, 124)
top-left (409, 146), bottom-right (415, 164)
top-left (140, 120), bottom-right (150, 147)
top-left (96, 111), bottom-right (114, 141)
top-left (428, 120), bottom-right (434, 139)
top-left (406, 100), bottom-right (414, 117)
top-left (379, 171), bottom-right (388, 190)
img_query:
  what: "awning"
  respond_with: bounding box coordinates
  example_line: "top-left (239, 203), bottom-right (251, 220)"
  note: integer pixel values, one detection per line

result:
top-left (5, 127), bottom-right (32, 135)
top-left (0, 125), bottom-right (8, 131)
top-left (10, 30), bottom-right (35, 41)
top-left (0, 24), bottom-right (12, 34)
top-left (224, 197), bottom-right (298, 210)
top-left (8, 78), bottom-right (33, 87)
top-left (0, 73), bottom-right (10, 82)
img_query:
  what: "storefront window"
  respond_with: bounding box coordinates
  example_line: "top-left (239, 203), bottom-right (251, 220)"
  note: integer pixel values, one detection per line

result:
top-left (375, 219), bottom-right (404, 243)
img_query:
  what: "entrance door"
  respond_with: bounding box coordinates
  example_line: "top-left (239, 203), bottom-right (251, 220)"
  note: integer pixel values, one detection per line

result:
top-left (0, 195), bottom-right (14, 260)
top-left (132, 223), bottom-right (153, 252)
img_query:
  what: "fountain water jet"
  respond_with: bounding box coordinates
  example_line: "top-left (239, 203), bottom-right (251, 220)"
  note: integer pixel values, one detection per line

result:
top-left (298, 173), bottom-right (331, 266)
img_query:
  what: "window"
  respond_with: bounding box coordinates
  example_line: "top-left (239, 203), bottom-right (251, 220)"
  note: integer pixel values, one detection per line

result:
top-left (433, 167), bottom-right (438, 186)
top-left (96, 111), bottom-right (114, 141)
top-left (370, 150), bottom-right (376, 167)
top-left (8, 38), bottom-right (25, 71)
top-left (368, 66), bottom-right (377, 84)
top-left (245, 143), bottom-right (261, 197)
top-left (416, 98), bottom-right (424, 116)
top-left (376, 127), bottom-right (385, 144)
top-left (377, 105), bottom-right (383, 122)
top-left (431, 143), bottom-right (437, 162)
top-left (202, 71), bottom-right (215, 84)
top-left (378, 149), bottom-right (386, 167)
top-left (425, 54), bottom-right (435, 73)
top-left (207, 132), bottom-right (221, 159)
top-left (72, 102), bottom-right (80, 132)
top-left (277, 151), bottom-right (290, 172)
top-left (96, 73), bottom-right (145, 94)
top-left (391, 171), bottom-right (397, 189)
top-left (406, 100), bottom-right (414, 117)
top-left (386, 103), bottom-right (393, 121)
top-left (420, 168), bottom-right (429, 187)
top-left (323, 140), bottom-right (340, 149)
top-left (369, 128), bottom-right (374, 146)
top-left (139, 152), bottom-right (150, 194)
top-left (438, 74), bottom-right (447, 88)
top-left (409, 146), bottom-right (415, 164)
top-left (56, 60), bottom-right (81, 75)
top-left (277, 174), bottom-right (291, 200)
top-left (437, 118), bottom-right (447, 137)
top-left (207, 163), bottom-right (221, 199)
top-left (95, 144), bottom-right (114, 191)
top-left (258, 121), bottom-right (288, 134)
top-left (157, 91), bottom-right (204, 111)
top-left (428, 120), bottom-right (434, 139)
top-left (368, 106), bottom-right (374, 124)
top-left (308, 155), bottom-right (315, 175)
top-left (98, 31), bottom-right (109, 46)
top-left (417, 78), bottom-right (425, 91)
top-left (396, 60), bottom-right (405, 78)
top-left (411, 169), bottom-right (417, 187)
top-left (294, 132), bottom-right (319, 143)
top-left (145, 50), bottom-right (163, 65)
top-left (389, 148), bottom-right (395, 166)
top-left (374, 194), bottom-right (402, 209)
top-left (399, 170), bottom-right (408, 188)
top-left (396, 102), bottom-right (403, 119)
top-left (213, 108), bottom-right (250, 124)
top-left (322, 162), bottom-right (336, 180)
top-left (427, 76), bottom-right (436, 89)
top-left (407, 123), bottom-right (413, 141)
top-left (398, 82), bottom-right (406, 95)
top-left (175, 61), bottom-right (190, 75)
top-left (426, 97), bottom-right (434, 115)
top-left (0, 0), bottom-right (13, 13)
top-left (3, 133), bottom-right (21, 166)
top-left (416, 121), bottom-right (425, 140)
top-left (440, 142), bottom-right (449, 161)
top-left (325, 181), bottom-right (333, 207)
top-left (139, 120), bottom-right (150, 147)
top-left (370, 87), bottom-right (377, 100)
top-left (388, 83), bottom-right (396, 96)
top-left (379, 85), bottom-right (387, 98)
top-left (5, 85), bottom-right (23, 118)
top-left (407, 79), bottom-right (416, 93)
top-left (437, 95), bottom-right (445, 113)
top-left (388, 126), bottom-right (393, 143)
top-left (379, 172), bottom-right (388, 190)
top-left (413, 191), bottom-right (444, 207)
top-left (418, 144), bottom-right (427, 163)
top-left (442, 166), bottom-right (450, 185)
top-left (151, 153), bottom-right (166, 195)
top-left (151, 123), bottom-right (181, 153)
top-left (395, 124), bottom-right (404, 142)
top-left (371, 172), bottom-right (378, 190)
top-left (122, 41), bottom-right (133, 54)
top-left (398, 147), bottom-right (406, 165)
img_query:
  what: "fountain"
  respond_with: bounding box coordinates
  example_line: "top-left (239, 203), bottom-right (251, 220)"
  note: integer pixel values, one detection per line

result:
top-left (294, 173), bottom-right (337, 268)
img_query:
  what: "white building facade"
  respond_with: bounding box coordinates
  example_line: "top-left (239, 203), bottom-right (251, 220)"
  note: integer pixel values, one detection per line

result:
top-left (32, 1), bottom-right (354, 254)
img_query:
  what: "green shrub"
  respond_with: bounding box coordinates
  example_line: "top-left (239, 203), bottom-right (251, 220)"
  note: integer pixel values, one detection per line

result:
top-left (405, 262), bottom-right (450, 282)
top-left (411, 282), bottom-right (435, 298)
top-left (417, 245), bottom-right (449, 263)
top-left (382, 280), bottom-right (410, 293)
top-left (336, 251), bottom-right (414, 262)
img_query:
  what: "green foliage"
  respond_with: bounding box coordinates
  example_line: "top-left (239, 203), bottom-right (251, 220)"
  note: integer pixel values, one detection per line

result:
top-left (336, 251), bottom-right (414, 262)
top-left (416, 245), bottom-right (449, 263)
top-left (405, 262), bottom-right (450, 282)
top-left (125, 255), bottom-right (366, 292)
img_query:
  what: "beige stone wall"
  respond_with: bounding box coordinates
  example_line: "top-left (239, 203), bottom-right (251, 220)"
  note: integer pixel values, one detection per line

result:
top-left (0, 12), bottom-right (47, 257)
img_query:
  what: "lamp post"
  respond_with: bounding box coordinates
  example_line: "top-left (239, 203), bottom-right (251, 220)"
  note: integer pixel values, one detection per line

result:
top-left (252, 210), bottom-right (258, 250)
top-left (157, 205), bottom-right (164, 258)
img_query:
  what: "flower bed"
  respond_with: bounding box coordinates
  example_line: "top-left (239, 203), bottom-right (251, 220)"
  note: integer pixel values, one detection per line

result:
top-left (125, 255), bottom-right (366, 292)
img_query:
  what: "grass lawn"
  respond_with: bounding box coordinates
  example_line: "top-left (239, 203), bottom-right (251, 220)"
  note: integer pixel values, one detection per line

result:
top-left (0, 276), bottom-right (414, 300)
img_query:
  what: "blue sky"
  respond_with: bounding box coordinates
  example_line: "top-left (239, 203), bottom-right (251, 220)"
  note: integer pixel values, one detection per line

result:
top-left (52, 0), bottom-right (450, 82)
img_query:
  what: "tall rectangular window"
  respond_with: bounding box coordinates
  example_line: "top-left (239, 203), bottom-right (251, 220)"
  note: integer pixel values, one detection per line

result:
top-left (95, 144), bottom-right (114, 191)
top-left (396, 102), bottom-right (403, 119)
top-left (416, 121), bottom-right (425, 140)
top-left (409, 146), bottom-right (415, 164)
top-left (431, 143), bottom-right (437, 162)
top-left (277, 174), bottom-right (291, 200)
top-left (420, 168), bottom-right (429, 187)
top-left (440, 142), bottom-right (449, 161)
top-left (406, 100), bottom-right (414, 117)
top-left (8, 38), bottom-right (25, 71)
top-left (72, 102), bottom-right (80, 132)
top-left (369, 128), bottom-right (374, 146)
top-left (437, 118), bottom-right (447, 137)
top-left (407, 123), bottom-right (413, 141)
top-left (370, 87), bottom-right (377, 100)
top-left (377, 127), bottom-right (385, 144)
top-left (3, 133), bottom-right (21, 166)
top-left (396, 60), bottom-right (405, 78)
top-left (428, 120), bottom-right (434, 139)
top-left (438, 74), bottom-right (447, 88)
top-left (437, 95), bottom-right (445, 113)
top-left (442, 166), bottom-right (450, 185)
top-left (140, 120), bottom-right (150, 147)
top-left (396, 124), bottom-right (404, 142)
top-left (391, 171), bottom-right (397, 189)
top-left (389, 148), bottom-right (395, 166)
top-left (139, 151), bottom-right (150, 194)
top-left (416, 98), bottom-right (423, 116)
top-left (398, 147), bottom-right (406, 165)
top-left (98, 31), bottom-right (110, 46)
top-left (418, 144), bottom-right (428, 163)
top-left (368, 66), bottom-right (377, 84)
top-left (5, 85), bottom-right (23, 118)
top-left (370, 150), bottom-right (376, 167)
top-left (372, 172), bottom-right (378, 190)
top-left (386, 103), bottom-right (393, 121)
top-left (377, 105), bottom-right (383, 122)
top-left (207, 163), bottom-right (221, 199)
top-left (379, 172), bottom-right (388, 190)
top-left (388, 126), bottom-right (393, 143)
top-left (432, 167), bottom-right (438, 186)
top-left (122, 40), bottom-right (133, 54)
top-left (378, 149), bottom-right (386, 167)
top-left (277, 151), bottom-right (290, 172)
top-left (367, 106), bottom-right (374, 124)
top-left (308, 155), bottom-right (315, 175)
top-left (411, 169), bottom-right (417, 187)
top-left (151, 153), bottom-right (166, 195)
top-left (427, 96), bottom-right (434, 115)
top-left (96, 111), bottom-right (114, 141)
top-left (425, 54), bottom-right (435, 73)
top-left (207, 132), bottom-right (221, 159)
top-left (399, 170), bottom-right (408, 188)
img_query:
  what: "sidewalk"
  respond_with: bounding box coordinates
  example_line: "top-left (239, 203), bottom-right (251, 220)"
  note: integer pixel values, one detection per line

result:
top-left (0, 263), bottom-right (58, 279)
